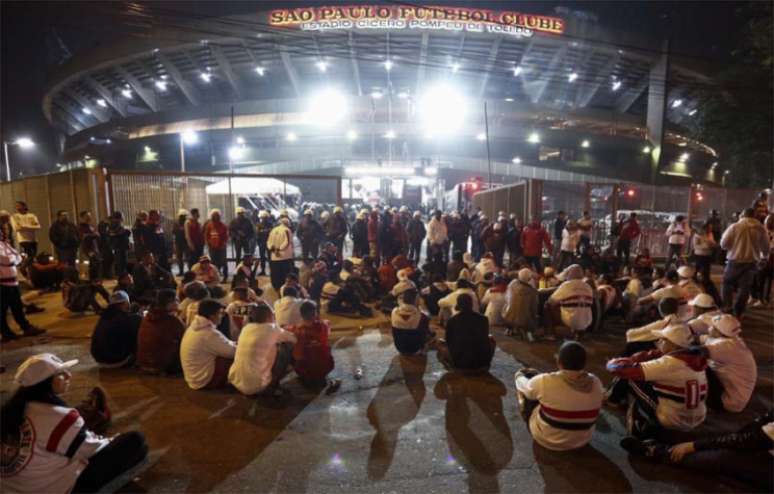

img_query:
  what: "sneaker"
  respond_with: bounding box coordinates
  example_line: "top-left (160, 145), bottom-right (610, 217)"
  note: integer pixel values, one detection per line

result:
top-left (620, 436), bottom-right (666, 460)
top-left (22, 327), bottom-right (46, 337)
top-left (324, 379), bottom-right (342, 395)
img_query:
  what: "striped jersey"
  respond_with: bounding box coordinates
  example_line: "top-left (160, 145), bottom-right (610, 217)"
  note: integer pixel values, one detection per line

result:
top-left (549, 280), bottom-right (594, 331)
top-left (640, 354), bottom-right (707, 431)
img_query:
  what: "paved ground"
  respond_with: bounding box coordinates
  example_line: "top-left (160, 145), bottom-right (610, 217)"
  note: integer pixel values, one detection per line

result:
top-left (1, 281), bottom-right (772, 494)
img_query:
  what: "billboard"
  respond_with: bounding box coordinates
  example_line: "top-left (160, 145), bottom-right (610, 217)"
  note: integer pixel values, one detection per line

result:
top-left (268, 5), bottom-right (565, 38)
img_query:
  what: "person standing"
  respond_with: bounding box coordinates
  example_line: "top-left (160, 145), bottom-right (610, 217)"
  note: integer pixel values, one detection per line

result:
top-left (255, 210), bottom-right (274, 276)
top-left (558, 220), bottom-right (580, 271)
top-left (131, 211), bottom-right (148, 261)
top-left (426, 210), bottom-right (448, 265)
top-left (618, 212), bottom-right (641, 267)
top-left (521, 216), bottom-right (552, 272)
top-left (141, 210), bottom-right (170, 273)
top-left (78, 211), bottom-right (101, 281)
top-left (327, 206), bottom-right (348, 260)
top-left (351, 210), bottom-right (369, 259)
top-left (172, 210), bottom-right (189, 276)
top-left (48, 210), bottom-right (80, 267)
top-left (229, 207), bottom-right (255, 266)
top-left (267, 217), bottom-right (295, 292)
top-left (11, 201), bottom-right (40, 260)
top-left (577, 211), bottom-right (593, 253)
top-left (96, 216), bottom-right (114, 280)
top-left (692, 222), bottom-right (716, 283)
top-left (106, 212), bottom-right (131, 277)
top-left (0, 231), bottom-right (45, 342)
top-left (552, 211), bottom-right (567, 264)
top-left (0, 210), bottom-right (15, 248)
top-left (184, 208), bottom-right (205, 271)
top-left (367, 208), bottom-right (380, 261)
top-left (298, 209), bottom-right (324, 263)
top-left (203, 209), bottom-right (229, 281)
top-left (719, 208), bottom-right (769, 317)
top-left (666, 215), bottom-right (690, 270)
top-left (707, 209), bottom-right (724, 263)
top-left (406, 211), bottom-right (425, 264)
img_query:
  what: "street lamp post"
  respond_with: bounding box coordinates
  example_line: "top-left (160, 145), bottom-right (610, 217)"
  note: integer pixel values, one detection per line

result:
top-left (2, 137), bottom-right (35, 182)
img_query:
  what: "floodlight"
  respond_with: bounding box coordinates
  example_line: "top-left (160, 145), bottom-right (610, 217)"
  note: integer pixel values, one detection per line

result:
top-left (306, 88), bottom-right (348, 126)
top-left (527, 132), bottom-right (540, 144)
top-left (417, 83), bottom-right (467, 135)
top-left (182, 130), bottom-right (198, 145)
top-left (15, 138), bottom-right (34, 149)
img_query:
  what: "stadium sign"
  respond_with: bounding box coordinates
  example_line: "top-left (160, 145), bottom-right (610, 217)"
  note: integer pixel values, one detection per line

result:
top-left (268, 5), bottom-right (565, 37)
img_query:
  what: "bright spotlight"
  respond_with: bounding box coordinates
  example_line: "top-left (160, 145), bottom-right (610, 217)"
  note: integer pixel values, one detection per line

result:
top-left (15, 138), bottom-right (35, 149)
top-left (612, 80), bottom-right (622, 91)
top-left (568, 72), bottom-right (578, 82)
top-left (236, 136), bottom-right (245, 145)
top-left (286, 132), bottom-right (297, 142)
top-left (384, 130), bottom-right (396, 139)
top-left (688, 109), bottom-right (697, 116)
top-left (96, 99), bottom-right (107, 108)
top-left (512, 157), bottom-right (522, 164)
top-left (121, 88), bottom-right (133, 99)
top-left (581, 139), bottom-right (590, 148)
top-left (512, 66), bottom-right (522, 77)
top-left (228, 146), bottom-right (244, 160)
top-left (182, 130), bottom-right (198, 145)
top-left (306, 88), bottom-right (348, 126)
top-left (316, 61), bottom-right (328, 72)
top-left (476, 132), bottom-right (487, 141)
top-left (82, 107), bottom-right (92, 115)
top-left (504, 97), bottom-right (515, 102)
top-left (155, 80), bottom-right (168, 91)
top-left (679, 152), bottom-right (690, 162)
top-left (527, 132), bottom-right (540, 144)
top-left (418, 84), bottom-right (467, 135)
top-left (371, 91), bottom-right (383, 99)
top-left (671, 99), bottom-right (683, 108)
top-left (384, 60), bottom-right (394, 71)
top-left (255, 66), bottom-right (266, 76)
top-left (200, 72), bottom-right (212, 83)
top-left (642, 146), bottom-right (651, 154)
top-left (346, 130), bottom-right (358, 140)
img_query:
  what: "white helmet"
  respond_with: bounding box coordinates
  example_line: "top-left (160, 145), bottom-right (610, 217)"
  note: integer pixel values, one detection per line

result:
top-left (321, 211), bottom-right (330, 219)
top-left (334, 206), bottom-right (343, 213)
top-left (259, 210), bottom-right (269, 218)
top-left (399, 205), bottom-right (408, 212)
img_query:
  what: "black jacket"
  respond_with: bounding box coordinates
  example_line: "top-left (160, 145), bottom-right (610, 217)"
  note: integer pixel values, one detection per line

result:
top-left (445, 311), bottom-right (493, 370)
top-left (49, 221), bottom-right (80, 250)
top-left (90, 307), bottom-right (142, 364)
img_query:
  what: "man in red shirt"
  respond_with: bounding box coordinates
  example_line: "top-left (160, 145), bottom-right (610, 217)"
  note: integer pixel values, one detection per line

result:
top-left (204, 209), bottom-right (229, 281)
top-left (520, 216), bottom-right (552, 272)
top-left (288, 301), bottom-right (338, 390)
top-left (617, 212), bottom-right (641, 267)
top-left (185, 208), bottom-right (205, 269)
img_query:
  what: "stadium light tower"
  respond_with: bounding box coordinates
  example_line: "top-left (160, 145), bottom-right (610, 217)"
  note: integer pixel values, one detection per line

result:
top-left (3, 137), bottom-right (35, 182)
top-left (179, 130), bottom-right (198, 172)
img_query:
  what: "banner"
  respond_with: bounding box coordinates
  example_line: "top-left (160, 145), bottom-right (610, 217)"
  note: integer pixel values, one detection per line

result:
top-left (268, 5), bottom-right (565, 37)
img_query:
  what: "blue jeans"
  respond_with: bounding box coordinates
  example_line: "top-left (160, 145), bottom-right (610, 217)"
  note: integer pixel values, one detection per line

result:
top-left (721, 261), bottom-right (757, 316)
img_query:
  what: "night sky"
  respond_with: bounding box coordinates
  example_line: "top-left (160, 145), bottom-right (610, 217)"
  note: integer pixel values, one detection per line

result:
top-left (0, 1), bottom-right (747, 176)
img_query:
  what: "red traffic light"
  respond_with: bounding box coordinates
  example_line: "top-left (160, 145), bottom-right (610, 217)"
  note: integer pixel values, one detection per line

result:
top-left (626, 189), bottom-right (636, 197)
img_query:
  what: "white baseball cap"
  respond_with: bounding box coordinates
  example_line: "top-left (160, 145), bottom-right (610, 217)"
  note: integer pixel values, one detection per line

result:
top-left (177, 209), bottom-right (189, 217)
top-left (689, 293), bottom-right (716, 309)
top-left (677, 265), bottom-right (695, 278)
top-left (652, 324), bottom-right (693, 348)
top-left (711, 314), bottom-right (742, 337)
top-left (15, 353), bottom-right (79, 387)
top-left (518, 268), bottom-right (532, 283)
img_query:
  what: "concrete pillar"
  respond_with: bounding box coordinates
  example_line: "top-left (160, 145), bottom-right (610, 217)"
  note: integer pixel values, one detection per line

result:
top-left (646, 40), bottom-right (670, 185)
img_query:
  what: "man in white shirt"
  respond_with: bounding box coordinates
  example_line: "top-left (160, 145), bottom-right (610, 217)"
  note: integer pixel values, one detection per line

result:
top-left (225, 287), bottom-right (256, 340)
top-left (558, 220), bottom-right (580, 271)
top-left (607, 324), bottom-right (708, 437)
top-left (180, 300), bottom-right (236, 389)
top-left (229, 303), bottom-right (297, 397)
top-left (191, 255), bottom-right (221, 287)
top-left (701, 314), bottom-right (756, 413)
top-left (1, 233), bottom-right (46, 341)
top-left (267, 217), bottom-right (295, 292)
top-left (438, 278), bottom-right (479, 324)
top-left (633, 270), bottom-right (690, 321)
top-left (665, 215), bottom-right (691, 270)
top-left (515, 341), bottom-right (603, 450)
top-left (426, 210), bottom-right (448, 264)
top-left (274, 286), bottom-right (303, 327)
top-left (545, 264), bottom-right (593, 339)
top-left (720, 208), bottom-right (769, 316)
top-left (677, 265), bottom-right (703, 303)
top-left (11, 201), bottom-right (41, 259)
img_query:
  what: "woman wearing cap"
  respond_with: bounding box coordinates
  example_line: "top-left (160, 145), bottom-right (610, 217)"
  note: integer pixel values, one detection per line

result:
top-left (1, 354), bottom-right (148, 493)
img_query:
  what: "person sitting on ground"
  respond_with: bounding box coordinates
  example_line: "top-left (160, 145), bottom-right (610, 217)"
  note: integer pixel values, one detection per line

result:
top-left (279, 272), bottom-right (309, 299)
top-left (287, 301), bottom-right (337, 388)
top-left (634, 248), bottom-right (654, 279)
top-left (322, 273), bottom-right (373, 317)
top-left (619, 410), bottom-right (773, 492)
top-left (621, 298), bottom-right (682, 356)
top-left (136, 289), bottom-right (186, 375)
top-left (515, 341), bottom-right (604, 451)
top-left (191, 255), bottom-right (221, 287)
top-left (438, 278), bottom-right (479, 325)
top-left (631, 269), bottom-right (689, 323)
top-left (274, 286), bottom-right (303, 328)
top-left (686, 294), bottom-right (723, 336)
top-left (114, 272), bottom-right (137, 298)
top-left (447, 250), bottom-right (466, 282)
top-left (606, 323), bottom-right (708, 438)
top-left (473, 252), bottom-right (498, 283)
top-left (621, 268), bottom-right (644, 314)
top-left (539, 266), bottom-right (561, 290)
top-left (177, 271), bottom-right (197, 300)
top-left (421, 272), bottom-right (452, 317)
top-left (437, 294), bottom-right (495, 371)
top-left (700, 314), bottom-right (756, 413)
top-left (677, 265), bottom-right (704, 302)
top-left (90, 291), bottom-right (142, 368)
top-left (340, 259), bottom-right (373, 301)
top-left (234, 253), bottom-right (258, 290)
top-left (131, 252), bottom-right (176, 304)
top-left (377, 257), bottom-right (398, 294)
top-left (308, 260), bottom-right (328, 304)
top-left (481, 275), bottom-right (508, 327)
top-left (0, 353), bottom-right (148, 493)
top-left (29, 253), bottom-right (63, 292)
top-left (183, 283), bottom-right (211, 327)
top-left (62, 267), bottom-right (110, 314)
top-left (180, 299), bottom-right (236, 390)
top-left (226, 287), bottom-right (257, 340)
top-left (228, 303), bottom-right (297, 397)
top-left (544, 264), bottom-right (594, 339)
top-left (596, 273), bottom-right (619, 316)
top-left (503, 268), bottom-right (540, 341)
top-left (379, 267), bottom-right (416, 314)
top-left (391, 289), bottom-right (434, 356)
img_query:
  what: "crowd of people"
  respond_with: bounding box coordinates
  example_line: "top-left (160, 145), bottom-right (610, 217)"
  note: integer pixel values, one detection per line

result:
top-left (1, 189), bottom-right (772, 492)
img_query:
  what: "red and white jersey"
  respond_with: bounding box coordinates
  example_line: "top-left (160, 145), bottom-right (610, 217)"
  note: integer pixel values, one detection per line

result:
top-left (687, 310), bottom-right (723, 335)
top-left (515, 370), bottom-right (603, 451)
top-left (626, 314), bottom-right (681, 343)
top-left (549, 280), bottom-right (593, 331)
top-left (0, 402), bottom-right (109, 493)
top-left (226, 301), bottom-right (256, 340)
top-left (679, 280), bottom-right (704, 303)
top-left (650, 284), bottom-right (690, 320)
top-left (0, 240), bottom-right (21, 287)
top-left (597, 284), bottom-right (617, 312)
top-left (640, 355), bottom-right (707, 431)
top-left (700, 335), bottom-right (757, 413)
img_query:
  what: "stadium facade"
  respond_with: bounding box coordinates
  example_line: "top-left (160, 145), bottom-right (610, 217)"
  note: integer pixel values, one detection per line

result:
top-left (42, 4), bottom-right (722, 205)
